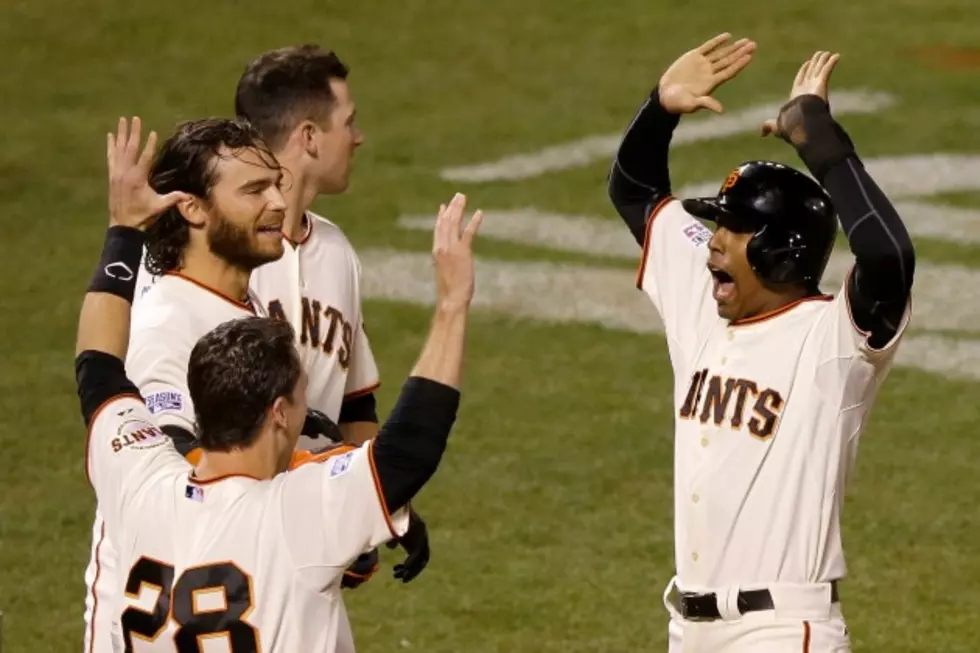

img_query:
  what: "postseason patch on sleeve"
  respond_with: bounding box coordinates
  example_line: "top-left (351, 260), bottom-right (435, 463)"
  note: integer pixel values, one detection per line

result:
top-left (145, 390), bottom-right (185, 415)
top-left (682, 221), bottom-right (713, 247)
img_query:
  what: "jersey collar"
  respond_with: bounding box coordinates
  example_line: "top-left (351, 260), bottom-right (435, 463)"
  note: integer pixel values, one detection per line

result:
top-left (729, 293), bottom-right (833, 327)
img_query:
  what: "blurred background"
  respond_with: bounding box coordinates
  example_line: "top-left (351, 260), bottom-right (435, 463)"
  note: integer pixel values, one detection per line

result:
top-left (2, 0), bottom-right (980, 650)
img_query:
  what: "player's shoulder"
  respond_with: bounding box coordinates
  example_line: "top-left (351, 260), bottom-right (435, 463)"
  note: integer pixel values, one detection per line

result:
top-left (307, 212), bottom-right (356, 250)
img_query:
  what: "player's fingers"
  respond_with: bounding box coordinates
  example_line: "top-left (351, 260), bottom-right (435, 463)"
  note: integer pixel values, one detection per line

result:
top-left (137, 130), bottom-right (158, 172)
top-left (820, 52), bottom-right (840, 81)
top-left (715, 51), bottom-right (754, 82)
top-left (114, 117), bottom-right (127, 164)
top-left (809, 51), bottom-right (827, 77)
top-left (159, 191), bottom-right (192, 210)
top-left (696, 96), bottom-right (724, 114)
top-left (107, 132), bottom-right (115, 175)
top-left (760, 119), bottom-right (778, 137)
top-left (794, 59), bottom-right (811, 87)
top-left (447, 192), bottom-right (466, 235)
top-left (710, 38), bottom-right (753, 66)
top-left (461, 209), bottom-right (484, 246)
top-left (697, 32), bottom-right (732, 55)
top-left (125, 116), bottom-right (142, 161)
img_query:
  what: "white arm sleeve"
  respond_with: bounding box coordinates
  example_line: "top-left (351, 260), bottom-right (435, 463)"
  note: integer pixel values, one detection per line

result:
top-left (86, 395), bottom-right (179, 532)
top-left (636, 198), bottom-right (716, 358)
top-left (281, 442), bottom-right (410, 574)
top-left (344, 321), bottom-right (380, 399)
top-left (126, 325), bottom-right (196, 431)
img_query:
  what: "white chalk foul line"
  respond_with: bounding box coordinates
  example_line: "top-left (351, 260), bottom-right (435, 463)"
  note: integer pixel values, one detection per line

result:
top-left (439, 90), bottom-right (896, 183)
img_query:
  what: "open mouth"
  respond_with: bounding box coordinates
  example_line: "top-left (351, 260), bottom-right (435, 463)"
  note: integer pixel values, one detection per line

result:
top-left (708, 265), bottom-right (736, 302)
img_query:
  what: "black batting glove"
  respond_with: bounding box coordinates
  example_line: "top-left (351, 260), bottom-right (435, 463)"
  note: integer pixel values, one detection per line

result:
top-left (341, 548), bottom-right (379, 590)
top-left (386, 507), bottom-right (430, 583)
top-left (302, 408), bottom-right (344, 443)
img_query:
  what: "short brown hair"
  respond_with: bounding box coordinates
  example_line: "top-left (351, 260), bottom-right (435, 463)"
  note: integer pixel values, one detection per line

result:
top-left (234, 44), bottom-right (349, 150)
top-left (188, 317), bottom-right (301, 452)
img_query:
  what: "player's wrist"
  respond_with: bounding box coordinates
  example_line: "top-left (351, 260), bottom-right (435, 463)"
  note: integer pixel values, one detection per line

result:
top-left (87, 226), bottom-right (145, 303)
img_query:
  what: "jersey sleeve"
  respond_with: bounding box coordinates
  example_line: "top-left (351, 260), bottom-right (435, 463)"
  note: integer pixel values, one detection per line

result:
top-left (635, 197), bottom-right (716, 356)
top-left (820, 265), bottom-right (911, 364)
top-left (280, 441), bottom-right (410, 575)
top-left (86, 395), bottom-right (177, 532)
top-left (344, 321), bottom-right (380, 399)
top-left (125, 324), bottom-right (197, 431)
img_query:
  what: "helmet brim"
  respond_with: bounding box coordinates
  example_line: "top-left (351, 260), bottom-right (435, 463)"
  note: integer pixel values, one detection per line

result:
top-left (681, 197), bottom-right (762, 233)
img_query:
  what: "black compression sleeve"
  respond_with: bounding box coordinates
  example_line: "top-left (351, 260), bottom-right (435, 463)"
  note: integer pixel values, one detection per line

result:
top-left (608, 87), bottom-right (680, 245)
top-left (339, 392), bottom-right (378, 424)
top-left (76, 350), bottom-right (141, 427)
top-left (778, 95), bottom-right (915, 346)
top-left (371, 377), bottom-right (460, 513)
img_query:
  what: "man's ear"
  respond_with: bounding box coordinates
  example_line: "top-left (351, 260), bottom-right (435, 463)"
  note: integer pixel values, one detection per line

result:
top-left (270, 396), bottom-right (290, 431)
top-left (177, 196), bottom-right (208, 229)
top-left (300, 122), bottom-right (319, 159)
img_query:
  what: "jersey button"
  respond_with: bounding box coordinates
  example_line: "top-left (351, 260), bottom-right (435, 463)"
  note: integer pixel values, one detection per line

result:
top-left (692, 552), bottom-right (699, 562)
top-left (720, 356), bottom-right (727, 365)
top-left (727, 330), bottom-right (734, 341)
top-left (692, 493), bottom-right (700, 503)
top-left (700, 438), bottom-right (709, 447)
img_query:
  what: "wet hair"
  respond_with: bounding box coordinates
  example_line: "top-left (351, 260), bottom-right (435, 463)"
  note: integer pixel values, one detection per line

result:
top-left (145, 118), bottom-right (278, 275)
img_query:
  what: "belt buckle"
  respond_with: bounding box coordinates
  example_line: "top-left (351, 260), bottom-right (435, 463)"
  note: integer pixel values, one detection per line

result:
top-left (679, 592), bottom-right (720, 623)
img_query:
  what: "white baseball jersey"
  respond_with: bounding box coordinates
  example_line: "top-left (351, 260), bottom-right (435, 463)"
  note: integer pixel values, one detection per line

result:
top-left (86, 393), bottom-right (408, 652)
top-left (249, 213), bottom-right (379, 448)
top-left (84, 273), bottom-right (265, 653)
top-left (638, 198), bottom-right (910, 593)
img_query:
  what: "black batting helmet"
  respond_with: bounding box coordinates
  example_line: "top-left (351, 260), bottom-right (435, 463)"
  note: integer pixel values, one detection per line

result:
top-left (682, 161), bottom-right (838, 286)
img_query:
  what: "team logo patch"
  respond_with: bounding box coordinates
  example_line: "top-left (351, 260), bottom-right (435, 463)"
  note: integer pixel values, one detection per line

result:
top-left (145, 390), bottom-right (184, 415)
top-left (111, 418), bottom-right (167, 454)
top-left (185, 485), bottom-right (205, 502)
top-left (329, 451), bottom-right (355, 478)
top-left (682, 221), bottom-right (713, 247)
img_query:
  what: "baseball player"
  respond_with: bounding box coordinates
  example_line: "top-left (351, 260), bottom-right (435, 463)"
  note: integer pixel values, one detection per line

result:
top-left (235, 45), bottom-right (430, 584)
top-left (608, 38), bottom-right (915, 652)
top-left (79, 117), bottom-right (481, 652)
top-left (81, 118), bottom-right (367, 653)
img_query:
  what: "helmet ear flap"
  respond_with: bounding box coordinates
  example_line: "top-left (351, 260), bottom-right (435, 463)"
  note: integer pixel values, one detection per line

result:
top-left (746, 225), bottom-right (806, 284)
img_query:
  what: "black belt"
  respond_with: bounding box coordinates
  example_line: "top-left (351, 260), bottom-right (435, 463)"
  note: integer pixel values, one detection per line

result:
top-left (678, 580), bottom-right (839, 621)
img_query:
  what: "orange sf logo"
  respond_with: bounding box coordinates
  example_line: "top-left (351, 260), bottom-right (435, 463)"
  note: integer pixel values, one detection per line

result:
top-left (720, 170), bottom-right (740, 192)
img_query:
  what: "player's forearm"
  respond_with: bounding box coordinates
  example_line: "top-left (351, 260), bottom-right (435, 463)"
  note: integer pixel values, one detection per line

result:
top-left (410, 305), bottom-right (468, 390)
top-left (608, 87), bottom-right (680, 245)
top-left (75, 226), bottom-right (145, 360)
top-left (76, 226), bottom-right (146, 426)
top-left (785, 95), bottom-right (915, 302)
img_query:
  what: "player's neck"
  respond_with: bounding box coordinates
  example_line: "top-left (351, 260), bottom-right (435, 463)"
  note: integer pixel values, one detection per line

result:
top-left (280, 164), bottom-right (319, 243)
top-left (178, 251), bottom-right (251, 305)
top-left (194, 438), bottom-right (285, 482)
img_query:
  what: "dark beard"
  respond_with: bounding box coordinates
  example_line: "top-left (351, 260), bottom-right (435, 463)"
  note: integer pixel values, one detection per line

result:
top-left (207, 212), bottom-right (278, 271)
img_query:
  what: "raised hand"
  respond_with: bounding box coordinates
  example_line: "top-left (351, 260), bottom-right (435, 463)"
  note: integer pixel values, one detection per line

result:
top-left (432, 193), bottom-right (484, 312)
top-left (659, 33), bottom-right (757, 115)
top-left (761, 51), bottom-right (840, 137)
top-left (106, 117), bottom-right (190, 230)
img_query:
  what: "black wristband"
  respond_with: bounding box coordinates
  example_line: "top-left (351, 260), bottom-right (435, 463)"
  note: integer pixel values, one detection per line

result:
top-left (88, 226), bottom-right (145, 303)
top-left (776, 95), bottom-right (857, 183)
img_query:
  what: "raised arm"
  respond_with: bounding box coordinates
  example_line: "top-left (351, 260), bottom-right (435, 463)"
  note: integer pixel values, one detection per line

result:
top-left (763, 52), bottom-right (915, 348)
top-left (77, 118), bottom-right (189, 425)
top-left (370, 193), bottom-right (483, 513)
top-left (608, 33), bottom-right (756, 245)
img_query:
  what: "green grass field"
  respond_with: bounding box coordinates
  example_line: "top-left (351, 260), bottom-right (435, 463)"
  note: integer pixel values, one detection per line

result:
top-left (3, 0), bottom-right (980, 650)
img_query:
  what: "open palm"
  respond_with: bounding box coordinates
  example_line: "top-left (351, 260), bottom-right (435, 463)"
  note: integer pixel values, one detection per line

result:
top-left (761, 51), bottom-right (840, 137)
top-left (659, 33), bottom-right (757, 115)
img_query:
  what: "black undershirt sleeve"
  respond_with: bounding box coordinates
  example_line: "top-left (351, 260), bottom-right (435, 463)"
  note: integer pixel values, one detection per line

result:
top-left (779, 95), bottom-right (915, 348)
top-left (607, 88), bottom-right (680, 245)
top-left (339, 392), bottom-right (378, 424)
top-left (76, 350), bottom-right (141, 428)
top-left (371, 377), bottom-right (459, 513)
